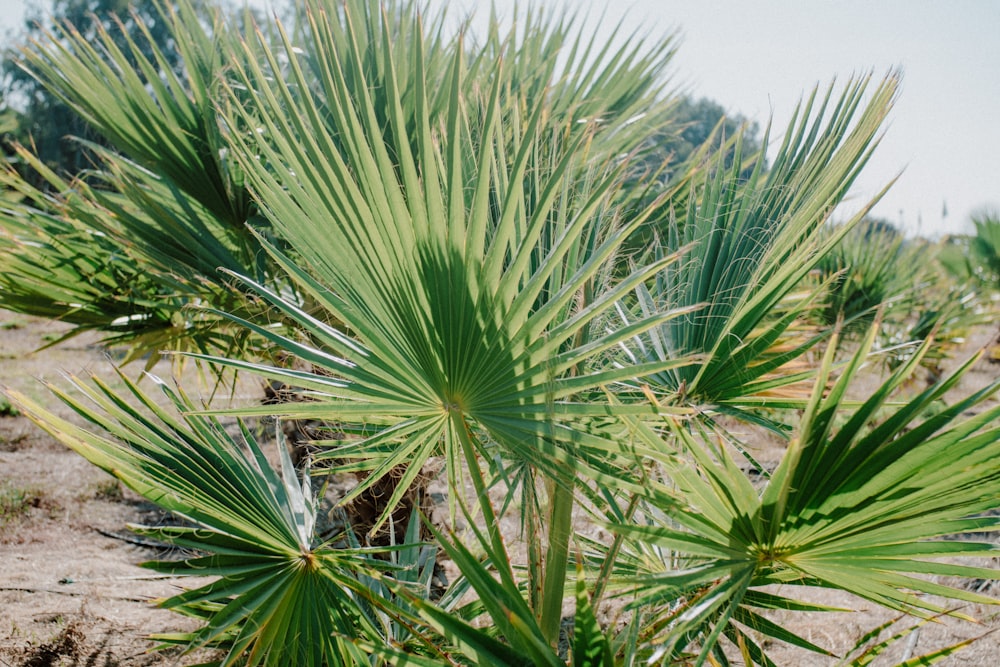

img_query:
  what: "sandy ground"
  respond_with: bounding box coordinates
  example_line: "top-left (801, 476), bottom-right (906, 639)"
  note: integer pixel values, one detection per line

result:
top-left (0, 309), bottom-right (998, 666)
top-left (0, 313), bottom-right (223, 666)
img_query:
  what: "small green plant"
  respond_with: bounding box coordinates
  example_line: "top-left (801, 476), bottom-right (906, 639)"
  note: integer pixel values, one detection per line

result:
top-left (93, 478), bottom-right (123, 502)
top-left (615, 85), bottom-right (896, 432)
top-left (0, 396), bottom-right (20, 417)
top-left (0, 481), bottom-right (40, 530)
top-left (0, 0), bottom-right (292, 368)
top-left (969, 210), bottom-right (1000, 288)
top-left (938, 210), bottom-right (1000, 293)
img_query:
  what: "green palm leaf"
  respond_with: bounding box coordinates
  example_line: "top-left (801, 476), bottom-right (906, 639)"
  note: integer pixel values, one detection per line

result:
top-left (0, 147), bottom-right (278, 362)
top-left (619, 324), bottom-right (1000, 664)
top-left (9, 370), bottom-right (405, 666)
top-left (619, 74), bottom-right (899, 429)
top-left (174, 0), bottom-right (663, 544)
top-left (17, 0), bottom-right (253, 225)
top-left (0, 0), bottom-right (291, 363)
top-left (968, 211), bottom-right (1000, 287)
top-left (168, 0), bottom-right (697, 645)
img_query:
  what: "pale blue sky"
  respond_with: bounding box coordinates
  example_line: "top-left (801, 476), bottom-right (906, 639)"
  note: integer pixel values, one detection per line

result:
top-left (3, 0), bottom-right (997, 237)
top-left (443, 0), bottom-right (1000, 238)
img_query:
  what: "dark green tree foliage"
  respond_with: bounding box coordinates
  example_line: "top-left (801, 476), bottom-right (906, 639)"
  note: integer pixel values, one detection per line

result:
top-left (664, 95), bottom-right (762, 168)
top-left (0, 100), bottom-right (21, 160)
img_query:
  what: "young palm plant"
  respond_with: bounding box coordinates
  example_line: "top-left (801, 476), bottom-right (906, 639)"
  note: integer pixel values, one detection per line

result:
top-left (968, 210), bottom-right (1000, 288)
top-left (5, 0), bottom-right (690, 660)
top-left (198, 0), bottom-right (699, 645)
top-left (611, 322), bottom-right (1000, 664)
top-left (811, 220), bottom-right (920, 338)
top-left (810, 226), bottom-right (990, 375)
top-left (6, 1), bottom-right (1000, 666)
top-left (617, 75), bottom-right (898, 431)
top-left (10, 371), bottom-right (396, 664)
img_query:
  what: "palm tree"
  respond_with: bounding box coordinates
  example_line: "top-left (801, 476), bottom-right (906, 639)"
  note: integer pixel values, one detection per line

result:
top-left (968, 210), bottom-right (1000, 288)
top-left (201, 0), bottom-right (694, 646)
top-left (6, 1), bottom-right (1000, 665)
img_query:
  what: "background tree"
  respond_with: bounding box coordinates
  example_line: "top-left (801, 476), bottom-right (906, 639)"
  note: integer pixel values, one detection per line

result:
top-left (664, 95), bottom-right (762, 167)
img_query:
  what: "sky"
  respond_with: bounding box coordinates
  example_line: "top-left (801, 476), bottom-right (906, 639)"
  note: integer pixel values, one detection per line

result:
top-left (2, 0), bottom-right (997, 238)
top-left (442, 0), bottom-right (1000, 238)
